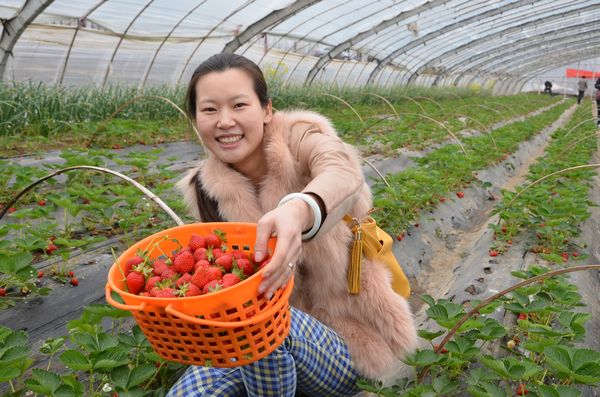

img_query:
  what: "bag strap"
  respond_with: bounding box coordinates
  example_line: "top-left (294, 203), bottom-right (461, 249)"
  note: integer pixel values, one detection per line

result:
top-left (191, 171), bottom-right (225, 222)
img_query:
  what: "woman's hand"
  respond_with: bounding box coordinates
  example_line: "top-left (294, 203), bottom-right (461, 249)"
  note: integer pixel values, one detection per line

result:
top-left (254, 199), bottom-right (313, 298)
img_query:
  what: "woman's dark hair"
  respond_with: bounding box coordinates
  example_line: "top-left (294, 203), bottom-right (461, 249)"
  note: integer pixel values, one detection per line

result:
top-left (185, 53), bottom-right (269, 121)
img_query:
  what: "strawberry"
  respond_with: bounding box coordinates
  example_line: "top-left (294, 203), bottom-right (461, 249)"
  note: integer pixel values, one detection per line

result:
top-left (434, 344), bottom-right (448, 353)
top-left (212, 248), bottom-right (224, 260)
top-left (152, 259), bottom-right (169, 276)
top-left (7, 207), bottom-right (16, 213)
top-left (82, 198), bottom-right (91, 204)
top-left (188, 234), bottom-right (206, 251)
top-left (139, 292), bottom-right (151, 297)
top-left (37, 271), bottom-right (44, 278)
top-left (145, 276), bottom-right (161, 291)
top-left (38, 200), bottom-right (46, 206)
top-left (232, 250), bottom-right (248, 260)
top-left (45, 243), bottom-right (58, 255)
top-left (68, 271), bottom-right (75, 277)
top-left (176, 273), bottom-right (193, 287)
top-left (203, 279), bottom-right (222, 294)
top-left (126, 272), bottom-right (146, 295)
top-left (517, 312), bottom-right (528, 320)
top-left (0, 288), bottom-right (6, 296)
top-left (125, 256), bottom-right (144, 275)
top-left (193, 248), bottom-right (208, 262)
top-left (184, 283), bottom-right (202, 297)
top-left (222, 273), bottom-right (240, 288)
top-left (572, 251), bottom-right (579, 257)
top-left (456, 191), bottom-right (465, 198)
top-left (439, 197), bottom-right (446, 203)
top-left (561, 252), bottom-right (569, 262)
top-left (258, 257), bottom-right (271, 270)
top-left (489, 249), bottom-right (499, 257)
top-left (501, 226), bottom-right (508, 233)
top-left (506, 340), bottom-right (516, 349)
top-left (154, 288), bottom-right (176, 298)
top-left (215, 254), bottom-right (234, 272)
top-left (396, 233), bottom-right (404, 241)
top-left (173, 251), bottom-right (194, 274)
top-left (516, 383), bottom-right (528, 395)
top-left (160, 268), bottom-right (177, 281)
top-left (70, 277), bottom-right (79, 286)
top-left (237, 258), bottom-right (255, 277)
top-left (205, 233), bottom-right (222, 249)
top-left (194, 259), bottom-right (211, 272)
top-left (191, 266), bottom-right (222, 289)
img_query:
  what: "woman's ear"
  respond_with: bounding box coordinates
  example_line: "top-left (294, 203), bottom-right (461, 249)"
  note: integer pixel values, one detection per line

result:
top-left (263, 99), bottom-right (273, 124)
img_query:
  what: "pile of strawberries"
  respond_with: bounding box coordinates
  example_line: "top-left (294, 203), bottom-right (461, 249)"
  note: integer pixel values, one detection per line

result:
top-left (120, 230), bottom-right (269, 298)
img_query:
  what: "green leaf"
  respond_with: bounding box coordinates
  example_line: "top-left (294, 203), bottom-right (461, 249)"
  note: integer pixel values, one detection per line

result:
top-left (128, 363), bottom-right (157, 388)
top-left (0, 346), bottom-right (30, 363)
top-left (480, 355), bottom-right (509, 378)
top-left (93, 348), bottom-right (129, 370)
top-left (0, 252), bottom-right (33, 274)
top-left (417, 329), bottom-right (445, 341)
top-left (468, 381), bottom-right (506, 397)
top-left (53, 384), bottom-right (77, 397)
top-left (544, 346), bottom-right (573, 375)
top-left (536, 385), bottom-right (561, 397)
top-left (60, 350), bottom-right (92, 371)
top-left (24, 368), bottom-right (61, 395)
top-left (571, 362), bottom-right (600, 385)
top-left (403, 349), bottom-right (444, 367)
top-left (110, 365), bottom-right (130, 389)
top-left (0, 366), bottom-right (20, 382)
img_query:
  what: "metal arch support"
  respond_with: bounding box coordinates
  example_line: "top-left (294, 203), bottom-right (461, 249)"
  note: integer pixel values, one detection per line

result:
top-left (101, 0), bottom-right (155, 88)
top-left (458, 28), bottom-right (600, 86)
top-left (304, 0), bottom-right (452, 86)
top-left (407, 3), bottom-right (599, 87)
top-left (0, 0), bottom-right (53, 81)
top-left (369, 0), bottom-right (535, 86)
top-left (138, 1), bottom-right (209, 89)
top-left (57, 0), bottom-right (107, 87)
top-left (501, 46), bottom-right (600, 78)
top-left (222, 0), bottom-right (319, 55)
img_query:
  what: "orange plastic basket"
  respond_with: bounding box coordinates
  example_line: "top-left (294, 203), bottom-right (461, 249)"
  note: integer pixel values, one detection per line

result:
top-left (105, 222), bottom-right (293, 367)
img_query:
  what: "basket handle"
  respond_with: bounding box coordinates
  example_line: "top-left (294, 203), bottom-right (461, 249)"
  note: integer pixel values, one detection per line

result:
top-left (105, 284), bottom-right (147, 311)
top-left (164, 300), bottom-right (284, 328)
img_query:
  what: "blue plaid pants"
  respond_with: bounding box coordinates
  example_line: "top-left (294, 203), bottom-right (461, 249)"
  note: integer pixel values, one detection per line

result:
top-left (166, 307), bottom-right (360, 397)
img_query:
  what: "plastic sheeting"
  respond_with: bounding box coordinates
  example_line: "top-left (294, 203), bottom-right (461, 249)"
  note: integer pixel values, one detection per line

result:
top-left (1, 0), bottom-right (600, 94)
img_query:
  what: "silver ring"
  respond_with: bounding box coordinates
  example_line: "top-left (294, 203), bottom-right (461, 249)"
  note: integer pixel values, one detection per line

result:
top-left (287, 262), bottom-right (295, 270)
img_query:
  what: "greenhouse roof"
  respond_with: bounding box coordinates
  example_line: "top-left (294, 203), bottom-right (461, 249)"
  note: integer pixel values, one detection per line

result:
top-left (1, 0), bottom-right (599, 91)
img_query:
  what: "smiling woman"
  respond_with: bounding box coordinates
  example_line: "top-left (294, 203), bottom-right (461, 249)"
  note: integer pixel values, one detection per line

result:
top-left (171, 53), bottom-right (417, 397)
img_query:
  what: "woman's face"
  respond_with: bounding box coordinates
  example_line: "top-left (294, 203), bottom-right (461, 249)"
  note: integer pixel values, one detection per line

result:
top-left (194, 68), bottom-right (272, 176)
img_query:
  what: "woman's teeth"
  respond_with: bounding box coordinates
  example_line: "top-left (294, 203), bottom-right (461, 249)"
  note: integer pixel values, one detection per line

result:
top-left (218, 135), bottom-right (242, 144)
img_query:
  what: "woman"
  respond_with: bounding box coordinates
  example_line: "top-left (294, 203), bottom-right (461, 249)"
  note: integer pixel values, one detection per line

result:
top-left (169, 53), bottom-right (417, 396)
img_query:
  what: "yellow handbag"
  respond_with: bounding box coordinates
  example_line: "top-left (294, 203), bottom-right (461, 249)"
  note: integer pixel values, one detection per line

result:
top-left (344, 215), bottom-right (411, 298)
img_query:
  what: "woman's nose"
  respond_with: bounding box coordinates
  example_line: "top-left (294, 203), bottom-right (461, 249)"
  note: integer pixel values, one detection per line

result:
top-left (216, 110), bottom-right (235, 129)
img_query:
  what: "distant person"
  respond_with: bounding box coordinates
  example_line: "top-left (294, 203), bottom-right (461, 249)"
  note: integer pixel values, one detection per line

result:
top-left (577, 77), bottom-right (588, 104)
top-left (544, 81), bottom-right (552, 95)
top-left (595, 77), bottom-right (600, 126)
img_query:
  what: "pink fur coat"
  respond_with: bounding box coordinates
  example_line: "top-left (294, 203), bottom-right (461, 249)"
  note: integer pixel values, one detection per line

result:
top-left (177, 110), bottom-right (417, 379)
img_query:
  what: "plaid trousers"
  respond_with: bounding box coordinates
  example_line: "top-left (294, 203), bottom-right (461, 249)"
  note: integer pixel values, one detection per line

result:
top-left (166, 307), bottom-right (360, 397)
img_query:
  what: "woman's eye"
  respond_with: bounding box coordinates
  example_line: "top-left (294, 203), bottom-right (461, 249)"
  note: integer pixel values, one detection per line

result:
top-left (234, 103), bottom-right (246, 109)
top-left (201, 107), bottom-right (216, 113)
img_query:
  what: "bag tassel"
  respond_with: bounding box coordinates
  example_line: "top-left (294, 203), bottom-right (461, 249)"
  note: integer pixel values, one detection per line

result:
top-left (347, 218), bottom-right (362, 294)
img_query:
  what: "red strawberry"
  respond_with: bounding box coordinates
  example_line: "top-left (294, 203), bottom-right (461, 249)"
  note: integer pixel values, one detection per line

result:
top-left (38, 200), bottom-right (46, 206)
top-left (215, 254), bottom-right (234, 272)
top-left (176, 273), bottom-right (193, 287)
top-left (45, 243), bottom-right (58, 255)
top-left (37, 271), bottom-right (44, 278)
top-left (184, 283), bottom-right (202, 297)
top-left (191, 266), bottom-right (222, 289)
top-left (232, 250), bottom-right (248, 260)
top-left (68, 271), bottom-right (75, 277)
top-left (194, 259), bottom-right (211, 272)
top-left (434, 344), bottom-right (448, 353)
top-left (212, 248), bottom-right (224, 260)
top-left (126, 272), bottom-right (146, 295)
top-left (152, 259), bottom-right (169, 276)
top-left (70, 277), bottom-right (79, 286)
top-left (572, 252), bottom-right (579, 257)
top-left (237, 258), bottom-right (255, 277)
top-left (518, 313), bottom-right (528, 320)
top-left (160, 268), bottom-right (177, 281)
top-left (193, 248), bottom-right (208, 262)
top-left (7, 207), bottom-right (16, 213)
top-left (205, 233), bottom-right (221, 249)
top-left (439, 197), bottom-right (446, 203)
top-left (0, 288), bottom-right (6, 296)
top-left (456, 191), bottom-right (465, 198)
top-left (203, 279), bottom-right (222, 294)
top-left (82, 198), bottom-right (91, 204)
top-left (188, 234), bottom-right (206, 251)
top-left (222, 273), bottom-right (240, 288)
top-left (155, 288), bottom-right (176, 298)
top-left (516, 383), bottom-right (528, 395)
top-left (561, 252), bottom-right (569, 262)
top-left (489, 249), bottom-right (499, 257)
top-left (125, 256), bottom-right (144, 275)
top-left (145, 276), bottom-right (161, 291)
top-left (139, 292), bottom-right (151, 297)
top-left (173, 251), bottom-right (194, 274)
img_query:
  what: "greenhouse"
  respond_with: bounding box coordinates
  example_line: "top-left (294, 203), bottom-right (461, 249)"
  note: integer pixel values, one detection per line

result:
top-left (2, 0), bottom-right (600, 396)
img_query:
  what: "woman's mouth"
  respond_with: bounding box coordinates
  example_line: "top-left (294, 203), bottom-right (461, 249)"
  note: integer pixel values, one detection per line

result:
top-left (216, 134), bottom-right (243, 145)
